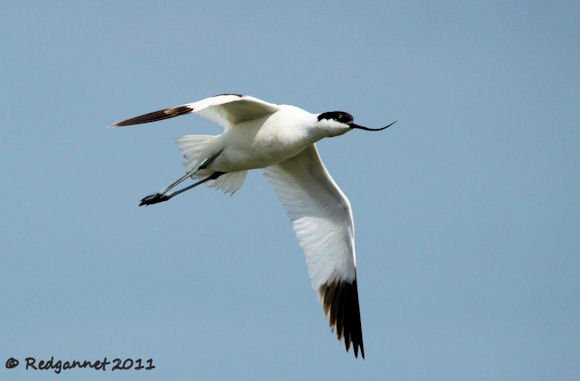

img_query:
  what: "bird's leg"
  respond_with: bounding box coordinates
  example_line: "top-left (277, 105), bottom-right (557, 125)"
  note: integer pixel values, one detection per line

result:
top-left (161, 172), bottom-right (194, 194)
top-left (138, 171), bottom-right (193, 206)
top-left (197, 150), bottom-right (223, 170)
top-left (139, 172), bottom-right (226, 206)
top-left (139, 150), bottom-right (224, 206)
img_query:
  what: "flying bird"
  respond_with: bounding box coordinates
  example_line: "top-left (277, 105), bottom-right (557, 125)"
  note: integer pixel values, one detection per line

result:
top-left (112, 94), bottom-right (396, 358)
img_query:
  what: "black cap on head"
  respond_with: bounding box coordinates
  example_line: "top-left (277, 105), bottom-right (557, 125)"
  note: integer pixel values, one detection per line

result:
top-left (317, 111), bottom-right (353, 124)
top-left (318, 111), bottom-right (397, 132)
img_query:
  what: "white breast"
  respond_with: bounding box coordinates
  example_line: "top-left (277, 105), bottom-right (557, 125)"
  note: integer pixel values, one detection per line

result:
top-left (211, 107), bottom-right (318, 172)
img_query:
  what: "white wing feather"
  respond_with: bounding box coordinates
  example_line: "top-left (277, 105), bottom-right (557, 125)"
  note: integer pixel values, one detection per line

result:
top-left (112, 94), bottom-right (280, 129)
top-left (264, 145), bottom-right (357, 289)
top-left (188, 95), bottom-right (279, 129)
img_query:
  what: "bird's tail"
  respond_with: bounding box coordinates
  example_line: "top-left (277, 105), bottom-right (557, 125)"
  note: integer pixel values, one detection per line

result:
top-left (176, 135), bottom-right (216, 173)
top-left (176, 135), bottom-right (247, 195)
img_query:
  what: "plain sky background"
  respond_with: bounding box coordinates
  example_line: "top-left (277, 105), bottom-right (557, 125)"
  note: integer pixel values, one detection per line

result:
top-left (1, 1), bottom-right (578, 380)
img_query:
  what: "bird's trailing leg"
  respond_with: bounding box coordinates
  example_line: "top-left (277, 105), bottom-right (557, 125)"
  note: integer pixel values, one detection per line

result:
top-left (139, 150), bottom-right (224, 206)
top-left (138, 171), bottom-right (192, 206)
top-left (139, 171), bottom-right (226, 206)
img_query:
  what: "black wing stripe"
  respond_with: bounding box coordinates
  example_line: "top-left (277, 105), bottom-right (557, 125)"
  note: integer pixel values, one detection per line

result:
top-left (113, 105), bottom-right (193, 126)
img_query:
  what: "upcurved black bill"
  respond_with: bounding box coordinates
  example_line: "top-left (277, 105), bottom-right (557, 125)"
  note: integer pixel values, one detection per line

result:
top-left (349, 120), bottom-right (397, 131)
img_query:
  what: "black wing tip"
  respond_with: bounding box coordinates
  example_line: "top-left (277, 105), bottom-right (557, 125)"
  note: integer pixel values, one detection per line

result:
top-left (112, 105), bottom-right (193, 127)
top-left (319, 278), bottom-right (365, 359)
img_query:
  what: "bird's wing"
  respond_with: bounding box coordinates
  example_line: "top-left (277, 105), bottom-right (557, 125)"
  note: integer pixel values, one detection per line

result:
top-left (111, 94), bottom-right (280, 129)
top-left (264, 145), bottom-right (365, 358)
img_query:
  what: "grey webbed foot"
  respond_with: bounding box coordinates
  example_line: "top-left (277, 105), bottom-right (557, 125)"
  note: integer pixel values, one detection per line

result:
top-left (139, 193), bottom-right (170, 206)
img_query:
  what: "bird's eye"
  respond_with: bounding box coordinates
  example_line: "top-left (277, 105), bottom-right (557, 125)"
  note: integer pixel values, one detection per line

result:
top-left (338, 113), bottom-right (353, 123)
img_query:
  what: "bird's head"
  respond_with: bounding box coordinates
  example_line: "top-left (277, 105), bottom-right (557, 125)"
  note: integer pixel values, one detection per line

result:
top-left (316, 111), bottom-right (396, 137)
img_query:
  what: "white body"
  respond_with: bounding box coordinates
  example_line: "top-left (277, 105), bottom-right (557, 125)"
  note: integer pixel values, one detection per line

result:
top-left (195, 103), bottom-right (348, 174)
top-left (214, 107), bottom-right (319, 171)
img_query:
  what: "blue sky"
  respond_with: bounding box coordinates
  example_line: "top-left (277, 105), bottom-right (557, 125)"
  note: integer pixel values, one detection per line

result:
top-left (1, 1), bottom-right (578, 380)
